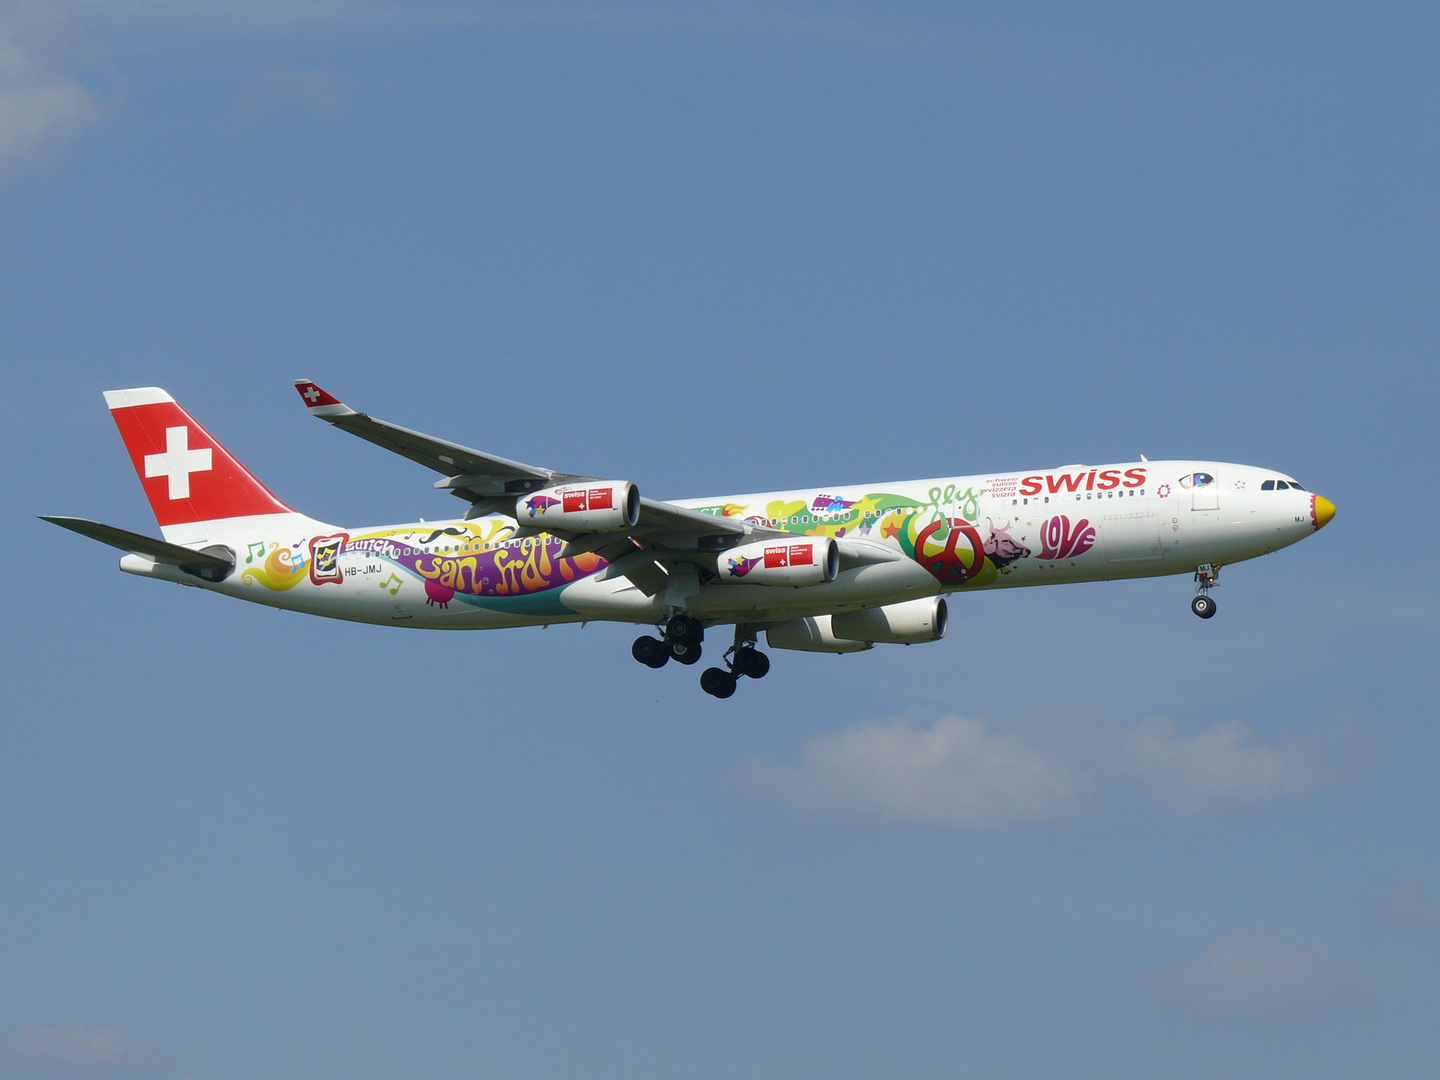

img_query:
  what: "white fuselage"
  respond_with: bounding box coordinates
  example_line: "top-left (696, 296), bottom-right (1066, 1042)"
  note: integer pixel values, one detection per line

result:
top-left (121, 460), bottom-right (1326, 630)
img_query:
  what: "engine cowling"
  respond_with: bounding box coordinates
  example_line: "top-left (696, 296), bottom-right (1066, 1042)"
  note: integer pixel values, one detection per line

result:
top-left (516, 482), bottom-right (639, 531)
top-left (717, 537), bottom-right (839, 586)
top-left (766, 615), bottom-right (873, 653)
top-left (831, 596), bottom-right (948, 645)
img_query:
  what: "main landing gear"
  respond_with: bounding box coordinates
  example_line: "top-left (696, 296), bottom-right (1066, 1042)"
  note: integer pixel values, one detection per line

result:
top-left (631, 618), bottom-right (770, 698)
top-left (700, 635), bottom-right (770, 699)
top-left (1191, 563), bottom-right (1219, 619)
top-left (631, 613), bottom-right (705, 670)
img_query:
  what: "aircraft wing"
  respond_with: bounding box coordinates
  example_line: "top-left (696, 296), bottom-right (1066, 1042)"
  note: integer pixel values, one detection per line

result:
top-left (294, 381), bottom-right (780, 593)
top-left (293, 379), bottom-right (588, 506)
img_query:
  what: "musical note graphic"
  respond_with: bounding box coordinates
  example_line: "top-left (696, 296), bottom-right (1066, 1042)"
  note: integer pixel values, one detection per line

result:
top-left (379, 573), bottom-right (402, 595)
top-left (246, 541), bottom-right (266, 564)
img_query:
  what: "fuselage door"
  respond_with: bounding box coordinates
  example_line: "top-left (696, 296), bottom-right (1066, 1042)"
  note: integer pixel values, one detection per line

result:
top-left (1185, 471), bottom-right (1219, 511)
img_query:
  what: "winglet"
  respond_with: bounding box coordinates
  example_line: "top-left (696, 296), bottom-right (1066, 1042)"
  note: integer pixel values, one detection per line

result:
top-left (293, 379), bottom-right (355, 419)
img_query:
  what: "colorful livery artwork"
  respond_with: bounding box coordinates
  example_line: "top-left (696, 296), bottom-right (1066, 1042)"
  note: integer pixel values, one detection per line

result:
top-left (43, 383), bottom-right (1335, 699)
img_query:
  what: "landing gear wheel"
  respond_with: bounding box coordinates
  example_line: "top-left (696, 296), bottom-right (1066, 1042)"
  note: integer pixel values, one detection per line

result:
top-left (732, 647), bottom-right (770, 679)
top-left (670, 640), bottom-right (703, 665)
top-left (700, 667), bottom-right (737, 698)
top-left (666, 614), bottom-right (703, 646)
top-left (632, 635), bottom-right (669, 668)
top-left (1191, 594), bottom-right (1217, 619)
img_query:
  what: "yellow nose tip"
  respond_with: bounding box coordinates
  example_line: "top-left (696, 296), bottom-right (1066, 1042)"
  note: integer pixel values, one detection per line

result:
top-left (1313, 495), bottom-right (1336, 530)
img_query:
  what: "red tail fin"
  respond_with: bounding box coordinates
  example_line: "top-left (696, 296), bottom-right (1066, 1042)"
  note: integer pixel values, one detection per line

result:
top-left (105, 388), bottom-right (295, 529)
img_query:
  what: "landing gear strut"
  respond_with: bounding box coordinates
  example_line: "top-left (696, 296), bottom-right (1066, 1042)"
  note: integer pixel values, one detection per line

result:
top-left (1191, 563), bottom-right (1219, 619)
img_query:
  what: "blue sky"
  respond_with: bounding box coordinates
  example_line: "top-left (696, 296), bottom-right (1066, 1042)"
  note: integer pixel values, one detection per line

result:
top-left (2, 3), bottom-right (1438, 1078)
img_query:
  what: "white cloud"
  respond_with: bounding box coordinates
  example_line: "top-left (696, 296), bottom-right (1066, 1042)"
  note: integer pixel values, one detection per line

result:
top-left (5, 1023), bottom-right (165, 1070)
top-left (1152, 935), bottom-right (1350, 1014)
top-left (745, 714), bottom-right (1089, 828)
top-left (748, 713), bottom-right (1338, 829)
top-left (1115, 718), bottom-right (1326, 813)
top-left (0, 1), bottom-right (99, 172)
top-left (234, 66), bottom-right (348, 119)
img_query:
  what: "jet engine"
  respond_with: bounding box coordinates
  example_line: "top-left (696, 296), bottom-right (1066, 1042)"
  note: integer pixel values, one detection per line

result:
top-left (717, 537), bottom-right (839, 586)
top-left (767, 597), bottom-right (948, 652)
top-left (831, 596), bottom-right (947, 644)
top-left (516, 481), bottom-right (639, 531)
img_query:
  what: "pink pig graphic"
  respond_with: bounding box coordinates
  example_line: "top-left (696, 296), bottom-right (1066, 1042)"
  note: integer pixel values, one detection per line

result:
top-left (424, 578), bottom-right (456, 608)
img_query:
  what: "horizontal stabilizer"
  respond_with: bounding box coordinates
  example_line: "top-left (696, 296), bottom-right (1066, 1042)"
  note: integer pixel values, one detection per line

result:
top-left (41, 516), bottom-right (235, 580)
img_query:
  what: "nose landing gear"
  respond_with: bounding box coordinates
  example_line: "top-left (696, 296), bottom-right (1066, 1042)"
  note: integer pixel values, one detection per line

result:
top-left (1191, 563), bottom-right (1219, 619)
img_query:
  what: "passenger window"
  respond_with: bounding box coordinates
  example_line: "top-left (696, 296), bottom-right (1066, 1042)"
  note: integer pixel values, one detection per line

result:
top-left (1261, 480), bottom-right (1276, 491)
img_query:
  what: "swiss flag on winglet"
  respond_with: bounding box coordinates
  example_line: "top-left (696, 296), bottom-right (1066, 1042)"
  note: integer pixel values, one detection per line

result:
top-left (105, 388), bottom-right (294, 527)
top-left (293, 380), bottom-right (342, 410)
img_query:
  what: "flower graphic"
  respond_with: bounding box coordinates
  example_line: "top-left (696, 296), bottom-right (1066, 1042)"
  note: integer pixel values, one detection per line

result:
top-left (1156, 483), bottom-right (1172, 498)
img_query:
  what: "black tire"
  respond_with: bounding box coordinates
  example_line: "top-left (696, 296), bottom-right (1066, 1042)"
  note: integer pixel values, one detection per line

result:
top-left (632, 635), bottom-right (669, 668)
top-left (733, 647), bottom-right (770, 679)
top-left (666, 614), bottom-right (703, 646)
top-left (1191, 594), bottom-right (1217, 619)
top-left (700, 667), bottom-right (737, 698)
top-left (670, 640), bottom-right (703, 665)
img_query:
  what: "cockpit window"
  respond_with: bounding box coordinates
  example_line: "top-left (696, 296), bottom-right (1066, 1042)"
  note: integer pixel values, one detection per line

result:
top-left (1261, 480), bottom-right (1276, 490)
top-left (1288, 481), bottom-right (1306, 491)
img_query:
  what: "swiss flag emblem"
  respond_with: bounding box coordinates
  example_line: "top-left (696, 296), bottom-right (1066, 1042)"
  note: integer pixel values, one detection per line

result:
top-left (107, 391), bottom-right (292, 527)
top-left (294, 382), bottom-right (342, 409)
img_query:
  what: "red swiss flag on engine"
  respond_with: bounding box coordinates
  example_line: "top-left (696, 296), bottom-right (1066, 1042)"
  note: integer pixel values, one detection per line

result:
top-left (105, 388), bottom-right (293, 527)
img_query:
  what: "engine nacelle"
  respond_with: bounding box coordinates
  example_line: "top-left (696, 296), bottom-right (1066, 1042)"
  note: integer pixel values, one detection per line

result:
top-left (717, 537), bottom-right (839, 586)
top-left (516, 481), bottom-right (639, 532)
top-left (831, 596), bottom-right (948, 645)
top-left (766, 615), bottom-right (873, 653)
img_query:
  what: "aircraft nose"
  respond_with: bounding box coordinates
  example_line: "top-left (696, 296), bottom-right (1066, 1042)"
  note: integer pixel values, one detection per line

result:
top-left (1313, 495), bottom-right (1336, 530)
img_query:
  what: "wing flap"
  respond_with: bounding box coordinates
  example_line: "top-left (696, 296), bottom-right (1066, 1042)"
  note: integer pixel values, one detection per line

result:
top-left (596, 550), bottom-right (670, 596)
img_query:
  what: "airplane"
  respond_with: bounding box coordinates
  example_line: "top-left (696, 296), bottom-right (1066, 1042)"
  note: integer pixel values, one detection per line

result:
top-left (43, 383), bottom-right (1336, 698)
